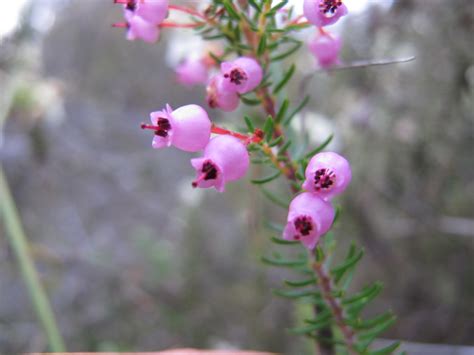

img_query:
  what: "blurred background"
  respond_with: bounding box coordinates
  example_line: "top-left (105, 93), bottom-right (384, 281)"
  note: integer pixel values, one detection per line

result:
top-left (0, 0), bottom-right (473, 354)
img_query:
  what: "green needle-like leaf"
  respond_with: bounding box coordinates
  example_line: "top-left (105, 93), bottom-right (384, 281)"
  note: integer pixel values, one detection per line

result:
top-left (261, 256), bottom-right (307, 267)
top-left (284, 278), bottom-right (317, 287)
top-left (368, 341), bottom-right (401, 355)
top-left (278, 139), bottom-right (292, 155)
top-left (289, 319), bottom-right (332, 334)
top-left (283, 95), bottom-right (310, 126)
top-left (263, 115), bottom-right (275, 140)
top-left (270, 236), bottom-right (300, 245)
top-left (251, 171), bottom-right (281, 184)
top-left (342, 282), bottom-right (383, 306)
top-left (304, 134), bottom-right (334, 159)
top-left (273, 64), bottom-right (295, 94)
top-left (244, 115), bottom-right (255, 132)
top-left (271, 41), bottom-right (302, 61)
top-left (304, 309), bottom-right (332, 324)
top-left (223, 1), bottom-right (241, 19)
top-left (347, 311), bottom-right (394, 330)
top-left (261, 188), bottom-right (289, 209)
top-left (276, 98), bottom-right (289, 123)
top-left (273, 288), bottom-right (321, 299)
top-left (240, 96), bottom-right (261, 105)
top-left (269, 136), bottom-right (284, 147)
top-left (247, 0), bottom-right (262, 12)
top-left (257, 33), bottom-right (267, 56)
top-left (332, 248), bottom-right (364, 283)
top-left (358, 315), bottom-right (397, 346)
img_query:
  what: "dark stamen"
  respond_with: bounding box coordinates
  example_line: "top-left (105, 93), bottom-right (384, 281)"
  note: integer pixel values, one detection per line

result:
top-left (201, 161), bottom-right (218, 180)
top-left (314, 168), bottom-right (336, 191)
top-left (319, 0), bottom-right (343, 16)
top-left (223, 68), bottom-right (247, 85)
top-left (294, 216), bottom-right (313, 237)
top-left (141, 117), bottom-right (172, 138)
top-left (192, 161), bottom-right (219, 188)
top-left (126, 0), bottom-right (137, 11)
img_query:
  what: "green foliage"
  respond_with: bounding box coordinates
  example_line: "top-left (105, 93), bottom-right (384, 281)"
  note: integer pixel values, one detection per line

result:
top-left (262, 235), bottom-right (399, 353)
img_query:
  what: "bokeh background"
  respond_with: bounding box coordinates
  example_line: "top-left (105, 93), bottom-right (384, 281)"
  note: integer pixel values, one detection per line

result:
top-left (1, 0), bottom-right (473, 354)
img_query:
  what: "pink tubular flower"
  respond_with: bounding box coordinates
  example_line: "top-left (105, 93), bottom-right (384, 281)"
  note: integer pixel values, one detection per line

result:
top-left (283, 193), bottom-right (335, 249)
top-left (191, 135), bottom-right (249, 192)
top-left (206, 75), bottom-right (240, 112)
top-left (308, 34), bottom-right (342, 68)
top-left (124, 11), bottom-right (160, 43)
top-left (121, 0), bottom-right (169, 25)
top-left (141, 104), bottom-right (211, 152)
top-left (220, 57), bottom-right (263, 94)
top-left (176, 58), bottom-right (209, 86)
top-left (302, 152), bottom-right (352, 200)
top-left (303, 0), bottom-right (348, 27)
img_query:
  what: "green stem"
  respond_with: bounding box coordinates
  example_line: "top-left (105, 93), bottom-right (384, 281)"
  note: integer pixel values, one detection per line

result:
top-left (0, 166), bottom-right (66, 352)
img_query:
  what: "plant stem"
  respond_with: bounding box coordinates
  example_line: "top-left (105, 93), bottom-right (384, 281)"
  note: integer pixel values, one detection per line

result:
top-left (0, 166), bottom-right (66, 352)
top-left (231, 4), bottom-right (354, 353)
top-left (312, 257), bottom-right (357, 355)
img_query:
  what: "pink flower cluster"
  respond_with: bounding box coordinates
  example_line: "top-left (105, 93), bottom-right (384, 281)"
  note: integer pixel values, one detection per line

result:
top-left (141, 103), bottom-right (251, 192)
top-left (283, 152), bottom-right (351, 249)
top-left (113, 0), bottom-right (169, 43)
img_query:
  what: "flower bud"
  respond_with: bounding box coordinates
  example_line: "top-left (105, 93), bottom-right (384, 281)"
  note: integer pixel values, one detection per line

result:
top-left (125, 11), bottom-right (160, 43)
top-left (220, 57), bottom-right (263, 94)
top-left (120, 0), bottom-right (169, 24)
top-left (302, 152), bottom-right (351, 200)
top-left (206, 75), bottom-right (240, 112)
top-left (176, 58), bottom-right (209, 86)
top-left (283, 193), bottom-right (335, 249)
top-left (308, 34), bottom-right (341, 68)
top-left (191, 135), bottom-right (249, 192)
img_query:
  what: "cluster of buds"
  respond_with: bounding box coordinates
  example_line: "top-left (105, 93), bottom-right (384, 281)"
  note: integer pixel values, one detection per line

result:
top-left (283, 152), bottom-right (351, 250)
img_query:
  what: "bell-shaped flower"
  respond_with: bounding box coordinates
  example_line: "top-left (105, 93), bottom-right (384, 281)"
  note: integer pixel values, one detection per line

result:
top-left (303, 0), bottom-right (348, 27)
top-left (124, 10), bottom-right (160, 43)
top-left (220, 57), bottom-right (263, 94)
top-left (206, 75), bottom-right (240, 112)
top-left (120, 0), bottom-right (169, 25)
top-left (302, 152), bottom-right (351, 200)
top-left (176, 58), bottom-right (209, 86)
top-left (283, 193), bottom-right (335, 249)
top-left (308, 34), bottom-right (342, 68)
top-left (141, 104), bottom-right (211, 152)
top-left (191, 135), bottom-right (249, 192)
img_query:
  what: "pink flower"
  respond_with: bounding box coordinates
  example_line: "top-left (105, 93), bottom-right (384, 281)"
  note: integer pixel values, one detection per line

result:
top-left (121, 0), bottom-right (169, 25)
top-left (308, 34), bottom-right (342, 68)
top-left (220, 57), bottom-right (263, 94)
top-left (176, 58), bottom-right (209, 86)
top-left (124, 11), bottom-right (160, 43)
top-left (191, 135), bottom-right (249, 192)
top-left (206, 75), bottom-right (240, 112)
top-left (141, 104), bottom-right (211, 152)
top-left (302, 152), bottom-right (352, 200)
top-left (283, 193), bottom-right (335, 249)
top-left (303, 0), bottom-right (348, 27)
